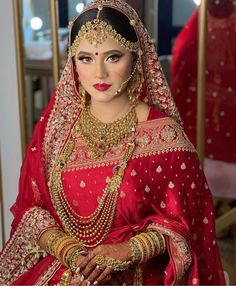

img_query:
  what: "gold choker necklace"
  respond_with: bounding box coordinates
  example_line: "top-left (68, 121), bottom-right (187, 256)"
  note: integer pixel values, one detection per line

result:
top-left (74, 105), bottom-right (138, 158)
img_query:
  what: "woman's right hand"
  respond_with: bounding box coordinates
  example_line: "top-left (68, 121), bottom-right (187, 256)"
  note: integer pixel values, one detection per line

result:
top-left (74, 242), bottom-right (132, 285)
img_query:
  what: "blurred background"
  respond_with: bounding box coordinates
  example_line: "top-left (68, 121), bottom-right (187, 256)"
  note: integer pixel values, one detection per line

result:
top-left (0, 0), bottom-right (235, 283)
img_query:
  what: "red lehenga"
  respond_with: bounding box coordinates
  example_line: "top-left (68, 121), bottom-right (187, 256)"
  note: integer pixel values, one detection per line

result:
top-left (0, 0), bottom-right (225, 285)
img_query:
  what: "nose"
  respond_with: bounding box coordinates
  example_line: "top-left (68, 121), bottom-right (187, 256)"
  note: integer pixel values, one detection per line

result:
top-left (95, 60), bottom-right (108, 79)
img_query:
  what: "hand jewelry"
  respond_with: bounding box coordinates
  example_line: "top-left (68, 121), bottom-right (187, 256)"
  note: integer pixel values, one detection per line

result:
top-left (95, 254), bottom-right (106, 265)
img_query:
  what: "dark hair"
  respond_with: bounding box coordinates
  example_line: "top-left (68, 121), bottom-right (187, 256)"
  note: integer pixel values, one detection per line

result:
top-left (71, 7), bottom-right (138, 45)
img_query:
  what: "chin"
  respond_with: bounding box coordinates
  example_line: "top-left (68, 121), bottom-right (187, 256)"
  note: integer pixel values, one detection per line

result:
top-left (89, 92), bottom-right (116, 103)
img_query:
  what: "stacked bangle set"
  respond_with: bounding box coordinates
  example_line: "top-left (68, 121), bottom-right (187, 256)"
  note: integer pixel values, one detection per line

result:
top-left (44, 229), bottom-right (166, 273)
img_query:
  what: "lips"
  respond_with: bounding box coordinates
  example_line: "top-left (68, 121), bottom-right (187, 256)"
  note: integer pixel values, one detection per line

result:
top-left (93, 83), bottom-right (112, 91)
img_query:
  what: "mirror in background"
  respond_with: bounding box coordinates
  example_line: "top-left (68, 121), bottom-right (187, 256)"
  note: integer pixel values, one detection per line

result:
top-left (168, 0), bottom-right (236, 274)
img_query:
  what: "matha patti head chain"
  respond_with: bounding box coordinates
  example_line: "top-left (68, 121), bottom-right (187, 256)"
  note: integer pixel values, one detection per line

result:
top-left (68, 4), bottom-right (140, 58)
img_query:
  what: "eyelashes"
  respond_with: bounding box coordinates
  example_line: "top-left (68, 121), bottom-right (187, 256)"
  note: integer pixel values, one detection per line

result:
top-left (77, 53), bottom-right (123, 63)
top-left (77, 56), bottom-right (91, 63)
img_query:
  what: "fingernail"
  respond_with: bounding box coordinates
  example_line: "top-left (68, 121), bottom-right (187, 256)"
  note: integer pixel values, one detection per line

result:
top-left (80, 275), bottom-right (84, 282)
top-left (93, 281), bottom-right (98, 285)
top-left (76, 266), bottom-right (80, 273)
top-left (80, 250), bottom-right (88, 256)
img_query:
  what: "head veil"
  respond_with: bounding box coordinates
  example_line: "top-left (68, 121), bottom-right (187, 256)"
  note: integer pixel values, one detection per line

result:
top-left (43, 0), bottom-right (181, 181)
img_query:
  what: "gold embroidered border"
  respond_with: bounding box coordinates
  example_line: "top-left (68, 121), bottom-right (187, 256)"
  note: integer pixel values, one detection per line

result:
top-left (0, 207), bottom-right (58, 285)
top-left (34, 260), bottom-right (61, 286)
top-left (64, 117), bottom-right (195, 171)
top-left (43, 60), bottom-right (81, 183)
top-left (147, 223), bottom-right (192, 284)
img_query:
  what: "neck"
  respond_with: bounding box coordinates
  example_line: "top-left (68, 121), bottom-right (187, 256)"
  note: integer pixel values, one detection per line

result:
top-left (89, 96), bottom-right (132, 123)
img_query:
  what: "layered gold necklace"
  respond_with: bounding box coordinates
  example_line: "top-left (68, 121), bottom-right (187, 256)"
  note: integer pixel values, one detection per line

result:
top-left (50, 106), bottom-right (137, 247)
top-left (73, 105), bottom-right (137, 158)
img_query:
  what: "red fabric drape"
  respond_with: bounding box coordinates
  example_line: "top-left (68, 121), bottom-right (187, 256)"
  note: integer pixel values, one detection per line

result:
top-left (171, 2), bottom-right (236, 163)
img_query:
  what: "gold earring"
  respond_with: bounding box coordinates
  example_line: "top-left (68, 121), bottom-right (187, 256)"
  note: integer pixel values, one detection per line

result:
top-left (127, 71), bottom-right (143, 106)
top-left (79, 84), bottom-right (86, 109)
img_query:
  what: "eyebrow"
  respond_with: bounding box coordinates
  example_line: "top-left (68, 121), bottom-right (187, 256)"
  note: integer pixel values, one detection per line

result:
top-left (77, 49), bottom-right (123, 56)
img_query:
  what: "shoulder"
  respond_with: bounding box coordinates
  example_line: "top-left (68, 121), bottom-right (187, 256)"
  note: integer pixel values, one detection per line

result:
top-left (136, 102), bottom-right (170, 122)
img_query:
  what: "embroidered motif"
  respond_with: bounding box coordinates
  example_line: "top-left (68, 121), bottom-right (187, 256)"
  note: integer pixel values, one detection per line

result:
top-left (156, 166), bottom-right (162, 173)
top-left (80, 181), bottom-right (86, 188)
top-left (160, 201), bottom-right (166, 208)
top-left (191, 182), bottom-right (196, 189)
top-left (145, 185), bottom-right (151, 193)
top-left (203, 217), bottom-right (209, 224)
top-left (131, 169), bottom-right (137, 176)
top-left (180, 163), bottom-right (186, 170)
top-left (168, 181), bottom-right (175, 189)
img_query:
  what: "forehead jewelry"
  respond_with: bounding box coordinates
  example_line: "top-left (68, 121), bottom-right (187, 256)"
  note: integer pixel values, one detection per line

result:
top-left (69, 5), bottom-right (139, 57)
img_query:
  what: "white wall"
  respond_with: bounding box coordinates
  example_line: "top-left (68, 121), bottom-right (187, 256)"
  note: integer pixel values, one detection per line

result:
top-left (0, 1), bottom-right (22, 247)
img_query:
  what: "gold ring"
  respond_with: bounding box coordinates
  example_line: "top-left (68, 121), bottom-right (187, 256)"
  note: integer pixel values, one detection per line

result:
top-left (95, 254), bottom-right (105, 265)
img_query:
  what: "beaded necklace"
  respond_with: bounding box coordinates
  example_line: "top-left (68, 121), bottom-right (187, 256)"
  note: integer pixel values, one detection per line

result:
top-left (50, 107), bottom-right (137, 247)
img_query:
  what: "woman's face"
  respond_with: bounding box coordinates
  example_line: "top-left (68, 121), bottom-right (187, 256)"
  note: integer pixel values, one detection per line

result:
top-left (75, 35), bottom-right (134, 104)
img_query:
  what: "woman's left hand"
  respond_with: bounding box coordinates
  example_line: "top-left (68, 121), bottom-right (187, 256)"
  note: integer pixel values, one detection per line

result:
top-left (76, 242), bottom-right (132, 285)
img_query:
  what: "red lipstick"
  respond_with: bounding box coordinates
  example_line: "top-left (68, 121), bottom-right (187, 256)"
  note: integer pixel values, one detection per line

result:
top-left (93, 83), bottom-right (111, 91)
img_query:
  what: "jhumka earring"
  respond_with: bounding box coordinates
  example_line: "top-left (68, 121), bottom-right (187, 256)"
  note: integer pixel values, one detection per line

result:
top-left (127, 62), bottom-right (143, 106)
top-left (79, 84), bottom-right (86, 109)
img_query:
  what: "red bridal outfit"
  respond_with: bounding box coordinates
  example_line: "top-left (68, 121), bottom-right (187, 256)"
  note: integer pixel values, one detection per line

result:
top-left (0, 0), bottom-right (225, 285)
top-left (170, 0), bottom-right (236, 197)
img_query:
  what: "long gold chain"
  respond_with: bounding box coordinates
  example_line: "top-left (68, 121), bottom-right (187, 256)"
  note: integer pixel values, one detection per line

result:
top-left (50, 108), bottom-right (137, 247)
top-left (73, 105), bottom-right (137, 158)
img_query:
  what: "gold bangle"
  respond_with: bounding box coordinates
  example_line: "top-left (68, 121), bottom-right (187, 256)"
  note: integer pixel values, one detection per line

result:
top-left (53, 237), bottom-right (76, 259)
top-left (63, 243), bottom-right (84, 266)
top-left (135, 234), bottom-right (151, 262)
top-left (38, 226), bottom-right (61, 242)
top-left (141, 232), bottom-right (155, 259)
top-left (61, 242), bottom-right (82, 266)
top-left (129, 239), bottom-right (141, 264)
top-left (46, 230), bottom-right (65, 254)
top-left (145, 232), bottom-right (157, 257)
top-left (68, 247), bottom-right (85, 273)
top-left (131, 236), bottom-right (146, 263)
top-left (149, 231), bottom-right (166, 255)
top-left (157, 232), bottom-right (166, 255)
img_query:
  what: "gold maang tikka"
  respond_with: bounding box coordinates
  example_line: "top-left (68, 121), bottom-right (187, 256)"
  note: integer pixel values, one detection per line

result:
top-left (69, 5), bottom-right (139, 57)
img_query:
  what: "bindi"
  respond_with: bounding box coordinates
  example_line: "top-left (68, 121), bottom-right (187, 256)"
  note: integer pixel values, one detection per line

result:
top-left (95, 52), bottom-right (99, 56)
